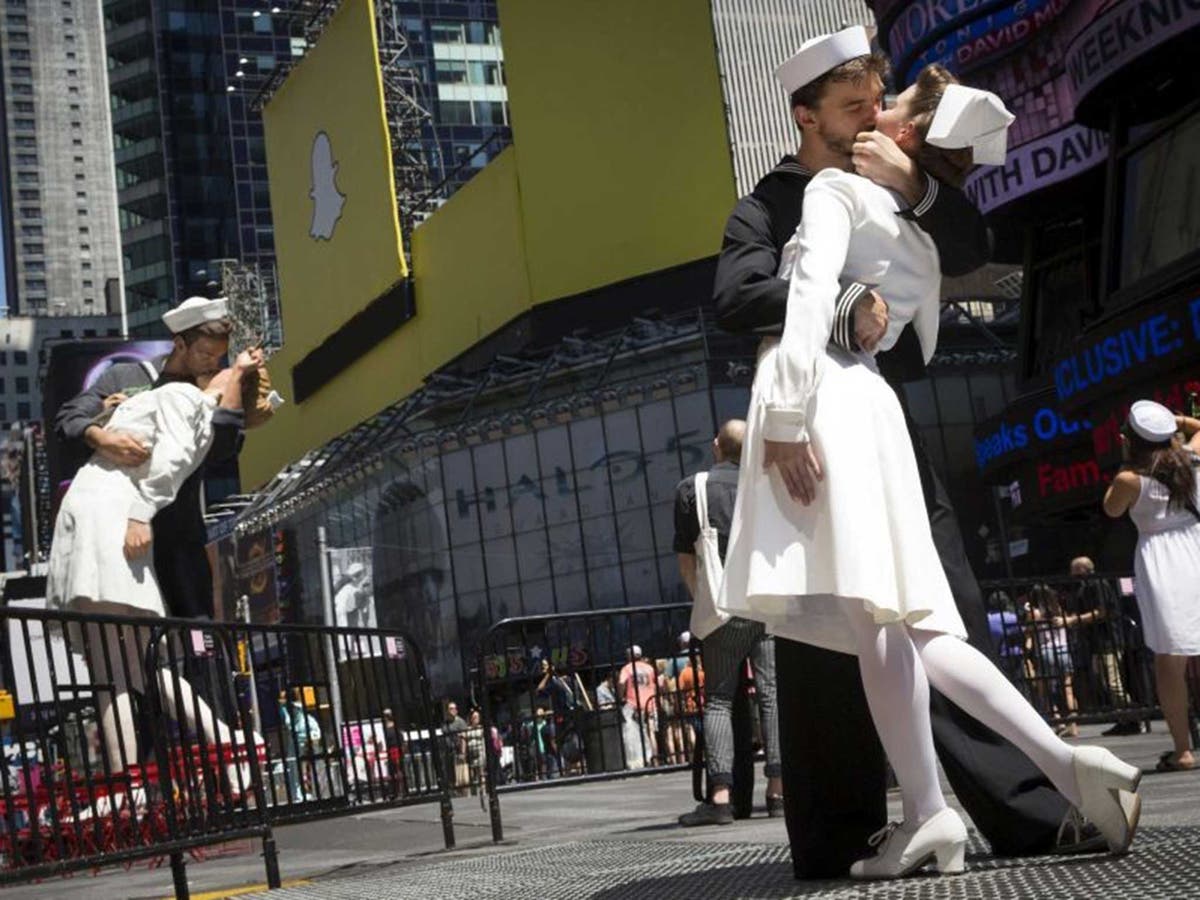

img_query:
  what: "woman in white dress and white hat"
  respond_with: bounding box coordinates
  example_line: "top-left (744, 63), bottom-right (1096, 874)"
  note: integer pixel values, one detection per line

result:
top-left (1103, 399), bottom-right (1200, 772)
top-left (717, 63), bottom-right (1142, 879)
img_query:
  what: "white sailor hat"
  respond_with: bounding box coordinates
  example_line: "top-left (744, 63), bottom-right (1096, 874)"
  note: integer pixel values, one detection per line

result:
top-left (161, 296), bottom-right (230, 334)
top-left (775, 26), bottom-right (871, 96)
top-left (926, 84), bottom-right (1015, 166)
top-left (1127, 400), bottom-right (1177, 442)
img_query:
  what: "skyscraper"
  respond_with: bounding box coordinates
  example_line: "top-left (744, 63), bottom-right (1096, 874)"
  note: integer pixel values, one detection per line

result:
top-left (0, 0), bottom-right (124, 319)
top-left (104, 1), bottom-right (298, 334)
top-left (104, 0), bottom-right (510, 339)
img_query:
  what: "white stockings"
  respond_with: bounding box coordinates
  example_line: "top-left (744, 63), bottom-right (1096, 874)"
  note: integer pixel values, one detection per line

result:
top-left (838, 596), bottom-right (1081, 824)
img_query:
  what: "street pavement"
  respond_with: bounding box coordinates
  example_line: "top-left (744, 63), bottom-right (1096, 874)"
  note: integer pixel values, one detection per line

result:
top-left (3, 724), bottom-right (1199, 898)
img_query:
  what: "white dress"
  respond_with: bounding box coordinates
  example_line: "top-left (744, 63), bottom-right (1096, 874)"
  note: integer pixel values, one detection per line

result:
top-left (1128, 474), bottom-right (1200, 655)
top-left (717, 169), bottom-right (967, 655)
top-left (47, 383), bottom-right (217, 617)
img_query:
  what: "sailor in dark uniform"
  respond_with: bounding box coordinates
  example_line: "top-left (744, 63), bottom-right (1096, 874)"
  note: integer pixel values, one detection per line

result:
top-left (54, 296), bottom-right (256, 619)
top-left (711, 28), bottom-right (1097, 878)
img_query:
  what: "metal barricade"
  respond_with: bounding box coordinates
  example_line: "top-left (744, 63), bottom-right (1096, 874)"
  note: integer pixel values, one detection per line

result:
top-left (475, 604), bottom-right (711, 842)
top-left (1, 605), bottom-right (454, 896)
top-left (980, 574), bottom-right (1199, 739)
top-left (0, 605), bottom-right (276, 897)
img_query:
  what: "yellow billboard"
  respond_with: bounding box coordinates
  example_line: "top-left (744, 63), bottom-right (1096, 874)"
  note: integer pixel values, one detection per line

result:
top-left (262, 0), bottom-right (406, 359)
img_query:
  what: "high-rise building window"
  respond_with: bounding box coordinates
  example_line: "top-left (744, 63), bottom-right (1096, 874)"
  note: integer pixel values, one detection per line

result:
top-left (24, 279), bottom-right (45, 292)
top-left (16, 377), bottom-right (29, 395)
top-left (14, 352), bottom-right (27, 365)
top-left (17, 403), bottom-right (31, 421)
top-left (435, 61), bottom-right (468, 84)
top-left (431, 21), bottom-right (465, 43)
top-left (440, 100), bottom-right (472, 124)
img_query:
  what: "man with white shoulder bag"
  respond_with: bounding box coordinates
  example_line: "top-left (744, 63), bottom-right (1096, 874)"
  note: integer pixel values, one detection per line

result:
top-left (673, 420), bottom-right (783, 826)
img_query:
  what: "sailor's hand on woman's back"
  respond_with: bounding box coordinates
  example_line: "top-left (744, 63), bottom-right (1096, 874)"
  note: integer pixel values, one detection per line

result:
top-left (764, 439), bottom-right (824, 505)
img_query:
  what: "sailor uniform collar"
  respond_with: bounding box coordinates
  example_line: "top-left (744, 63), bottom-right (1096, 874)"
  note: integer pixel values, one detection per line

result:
top-left (774, 155), bottom-right (815, 178)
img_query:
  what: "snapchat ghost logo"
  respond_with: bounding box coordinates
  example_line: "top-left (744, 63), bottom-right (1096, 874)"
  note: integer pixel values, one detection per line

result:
top-left (309, 131), bottom-right (346, 241)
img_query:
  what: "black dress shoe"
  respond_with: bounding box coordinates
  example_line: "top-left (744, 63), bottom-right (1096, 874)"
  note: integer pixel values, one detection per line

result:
top-left (1054, 807), bottom-right (1109, 855)
top-left (1102, 721), bottom-right (1141, 736)
top-left (766, 795), bottom-right (785, 818)
top-left (678, 802), bottom-right (734, 827)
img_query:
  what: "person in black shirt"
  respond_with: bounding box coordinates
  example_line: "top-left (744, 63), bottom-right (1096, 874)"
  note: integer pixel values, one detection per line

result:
top-left (673, 421), bottom-right (782, 827)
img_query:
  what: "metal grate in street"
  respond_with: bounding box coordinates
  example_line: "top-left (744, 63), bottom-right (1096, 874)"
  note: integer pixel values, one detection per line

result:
top-left (248, 826), bottom-right (1200, 898)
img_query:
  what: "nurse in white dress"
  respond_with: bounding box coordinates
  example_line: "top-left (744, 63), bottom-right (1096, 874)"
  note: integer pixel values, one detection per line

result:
top-left (718, 70), bottom-right (1142, 879)
top-left (47, 356), bottom-right (258, 779)
top-left (1103, 400), bottom-right (1200, 773)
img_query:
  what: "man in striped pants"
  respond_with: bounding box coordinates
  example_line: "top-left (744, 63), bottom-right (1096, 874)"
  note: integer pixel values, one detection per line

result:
top-left (674, 421), bottom-right (783, 826)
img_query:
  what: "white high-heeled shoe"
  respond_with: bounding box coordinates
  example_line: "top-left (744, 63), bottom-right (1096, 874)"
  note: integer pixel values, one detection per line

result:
top-left (849, 807), bottom-right (968, 880)
top-left (1072, 745), bottom-right (1141, 853)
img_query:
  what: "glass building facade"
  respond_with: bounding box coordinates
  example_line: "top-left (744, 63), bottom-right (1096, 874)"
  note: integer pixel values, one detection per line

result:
top-left (391, 0), bottom-right (511, 206)
top-left (104, 1), bottom-right (509, 335)
top-left (227, 312), bottom-right (1019, 699)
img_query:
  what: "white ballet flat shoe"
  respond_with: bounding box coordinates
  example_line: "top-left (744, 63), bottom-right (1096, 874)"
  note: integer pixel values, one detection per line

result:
top-left (1072, 745), bottom-right (1142, 853)
top-left (849, 807), bottom-right (968, 880)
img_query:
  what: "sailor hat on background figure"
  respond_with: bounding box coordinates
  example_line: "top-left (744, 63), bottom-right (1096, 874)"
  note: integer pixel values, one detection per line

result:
top-left (1128, 400), bottom-right (1178, 443)
top-left (926, 84), bottom-right (1016, 166)
top-left (162, 296), bottom-right (230, 333)
top-left (775, 25), bottom-right (870, 95)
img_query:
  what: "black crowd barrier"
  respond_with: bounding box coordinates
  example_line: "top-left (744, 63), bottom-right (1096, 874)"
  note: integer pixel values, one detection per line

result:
top-left (980, 574), bottom-right (1200, 741)
top-left (0, 605), bottom-right (453, 897)
top-left (475, 603), bottom-right (720, 842)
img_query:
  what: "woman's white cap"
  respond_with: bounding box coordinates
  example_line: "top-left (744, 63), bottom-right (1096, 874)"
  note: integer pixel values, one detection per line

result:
top-left (1127, 399), bottom-right (1177, 442)
top-left (775, 26), bottom-right (870, 96)
top-left (927, 84), bottom-right (1015, 166)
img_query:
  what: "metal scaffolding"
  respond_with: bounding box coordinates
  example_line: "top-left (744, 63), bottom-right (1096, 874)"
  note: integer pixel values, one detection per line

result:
top-left (252, 1), bottom-right (443, 266)
top-left (375, 1), bottom-right (445, 253)
top-left (215, 258), bottom-right (283, 354)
